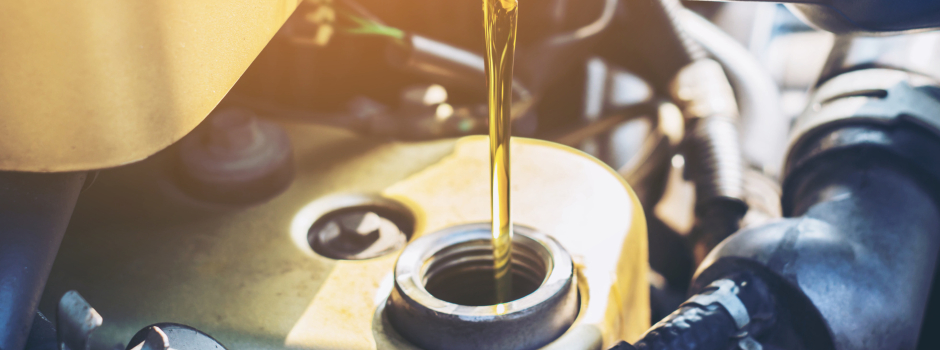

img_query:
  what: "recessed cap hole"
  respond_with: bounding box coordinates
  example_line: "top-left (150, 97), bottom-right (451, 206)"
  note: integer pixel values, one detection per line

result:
top-left (422, 239), bottom-right (549, 306)
top-left (385, 224), bottom-right (578, 350)
top-left (308, 206), bottom-right (413, 260)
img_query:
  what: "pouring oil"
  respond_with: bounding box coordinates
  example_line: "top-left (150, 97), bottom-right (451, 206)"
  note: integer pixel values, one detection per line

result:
top-left (483, 0), bottom-right (518, 304)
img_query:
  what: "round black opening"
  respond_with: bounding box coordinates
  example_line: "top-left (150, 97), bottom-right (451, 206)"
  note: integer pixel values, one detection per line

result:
top-left (308, 205), bottom-right (414, 260)
top-left (422, 239), bottom-right (549, 306)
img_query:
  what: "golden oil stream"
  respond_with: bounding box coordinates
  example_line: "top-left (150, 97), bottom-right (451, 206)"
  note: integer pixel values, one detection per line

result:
top-left (484, 0), bottom-right (518, 304)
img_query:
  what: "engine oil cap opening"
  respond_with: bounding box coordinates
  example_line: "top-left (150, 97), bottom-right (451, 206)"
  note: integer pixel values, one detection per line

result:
top-left (386, 223), bottom-right (579, 350)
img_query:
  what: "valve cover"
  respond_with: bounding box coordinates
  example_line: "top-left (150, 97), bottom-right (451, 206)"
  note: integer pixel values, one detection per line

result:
top-left (39, 124), bottom-right (650, 349)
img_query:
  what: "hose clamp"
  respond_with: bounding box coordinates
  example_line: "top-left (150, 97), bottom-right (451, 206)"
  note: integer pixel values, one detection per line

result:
top-left (682, 279), bottom-right (750, 329)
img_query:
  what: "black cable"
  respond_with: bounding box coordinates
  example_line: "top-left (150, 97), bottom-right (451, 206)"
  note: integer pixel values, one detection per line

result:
top-left (610, 274), bottom-right (776, 350)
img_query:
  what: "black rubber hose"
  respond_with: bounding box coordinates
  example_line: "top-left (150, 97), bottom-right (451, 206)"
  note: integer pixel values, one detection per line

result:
top-left (616, 0), bottom-right (707, 86)
top-left (635, 304), bottom-right (739, 350)
top-left (609, 302), bottom-right (739, 350)
top-left (610, 274), bottom-right (775, 350)
top-left (0, 171), bottom-right (86, 350)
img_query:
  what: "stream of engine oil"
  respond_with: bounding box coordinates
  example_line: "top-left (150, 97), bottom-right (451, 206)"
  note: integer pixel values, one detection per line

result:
top-left (484, 0), bottom-right (518, 304)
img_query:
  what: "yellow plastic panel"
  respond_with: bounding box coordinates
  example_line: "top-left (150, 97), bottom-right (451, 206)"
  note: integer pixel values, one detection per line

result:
top-left (40, 125), bottom-right (650, 349)
top-left (0, 0), bottom-right (301, 171)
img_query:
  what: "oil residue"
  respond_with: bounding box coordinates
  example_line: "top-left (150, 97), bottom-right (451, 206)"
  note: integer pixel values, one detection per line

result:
top-left (483, 0), bottom-right (518, 304)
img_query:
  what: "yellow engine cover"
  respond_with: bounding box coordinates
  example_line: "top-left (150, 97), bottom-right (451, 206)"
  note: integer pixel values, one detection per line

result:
top-left (40, 125), bottom-right (650, 349)
top-left (0, 0), bottom-right (300, 172)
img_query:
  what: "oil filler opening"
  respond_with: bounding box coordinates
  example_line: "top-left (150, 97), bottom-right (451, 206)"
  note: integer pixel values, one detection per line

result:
top-left (386, 223), bottom-right (579, 350)
top-left (422, 238), bottom-right (548, 306)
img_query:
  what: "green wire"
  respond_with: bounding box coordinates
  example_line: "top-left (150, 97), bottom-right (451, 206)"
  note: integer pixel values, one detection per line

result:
top-left (339, 10), bottom-right (406, 44)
